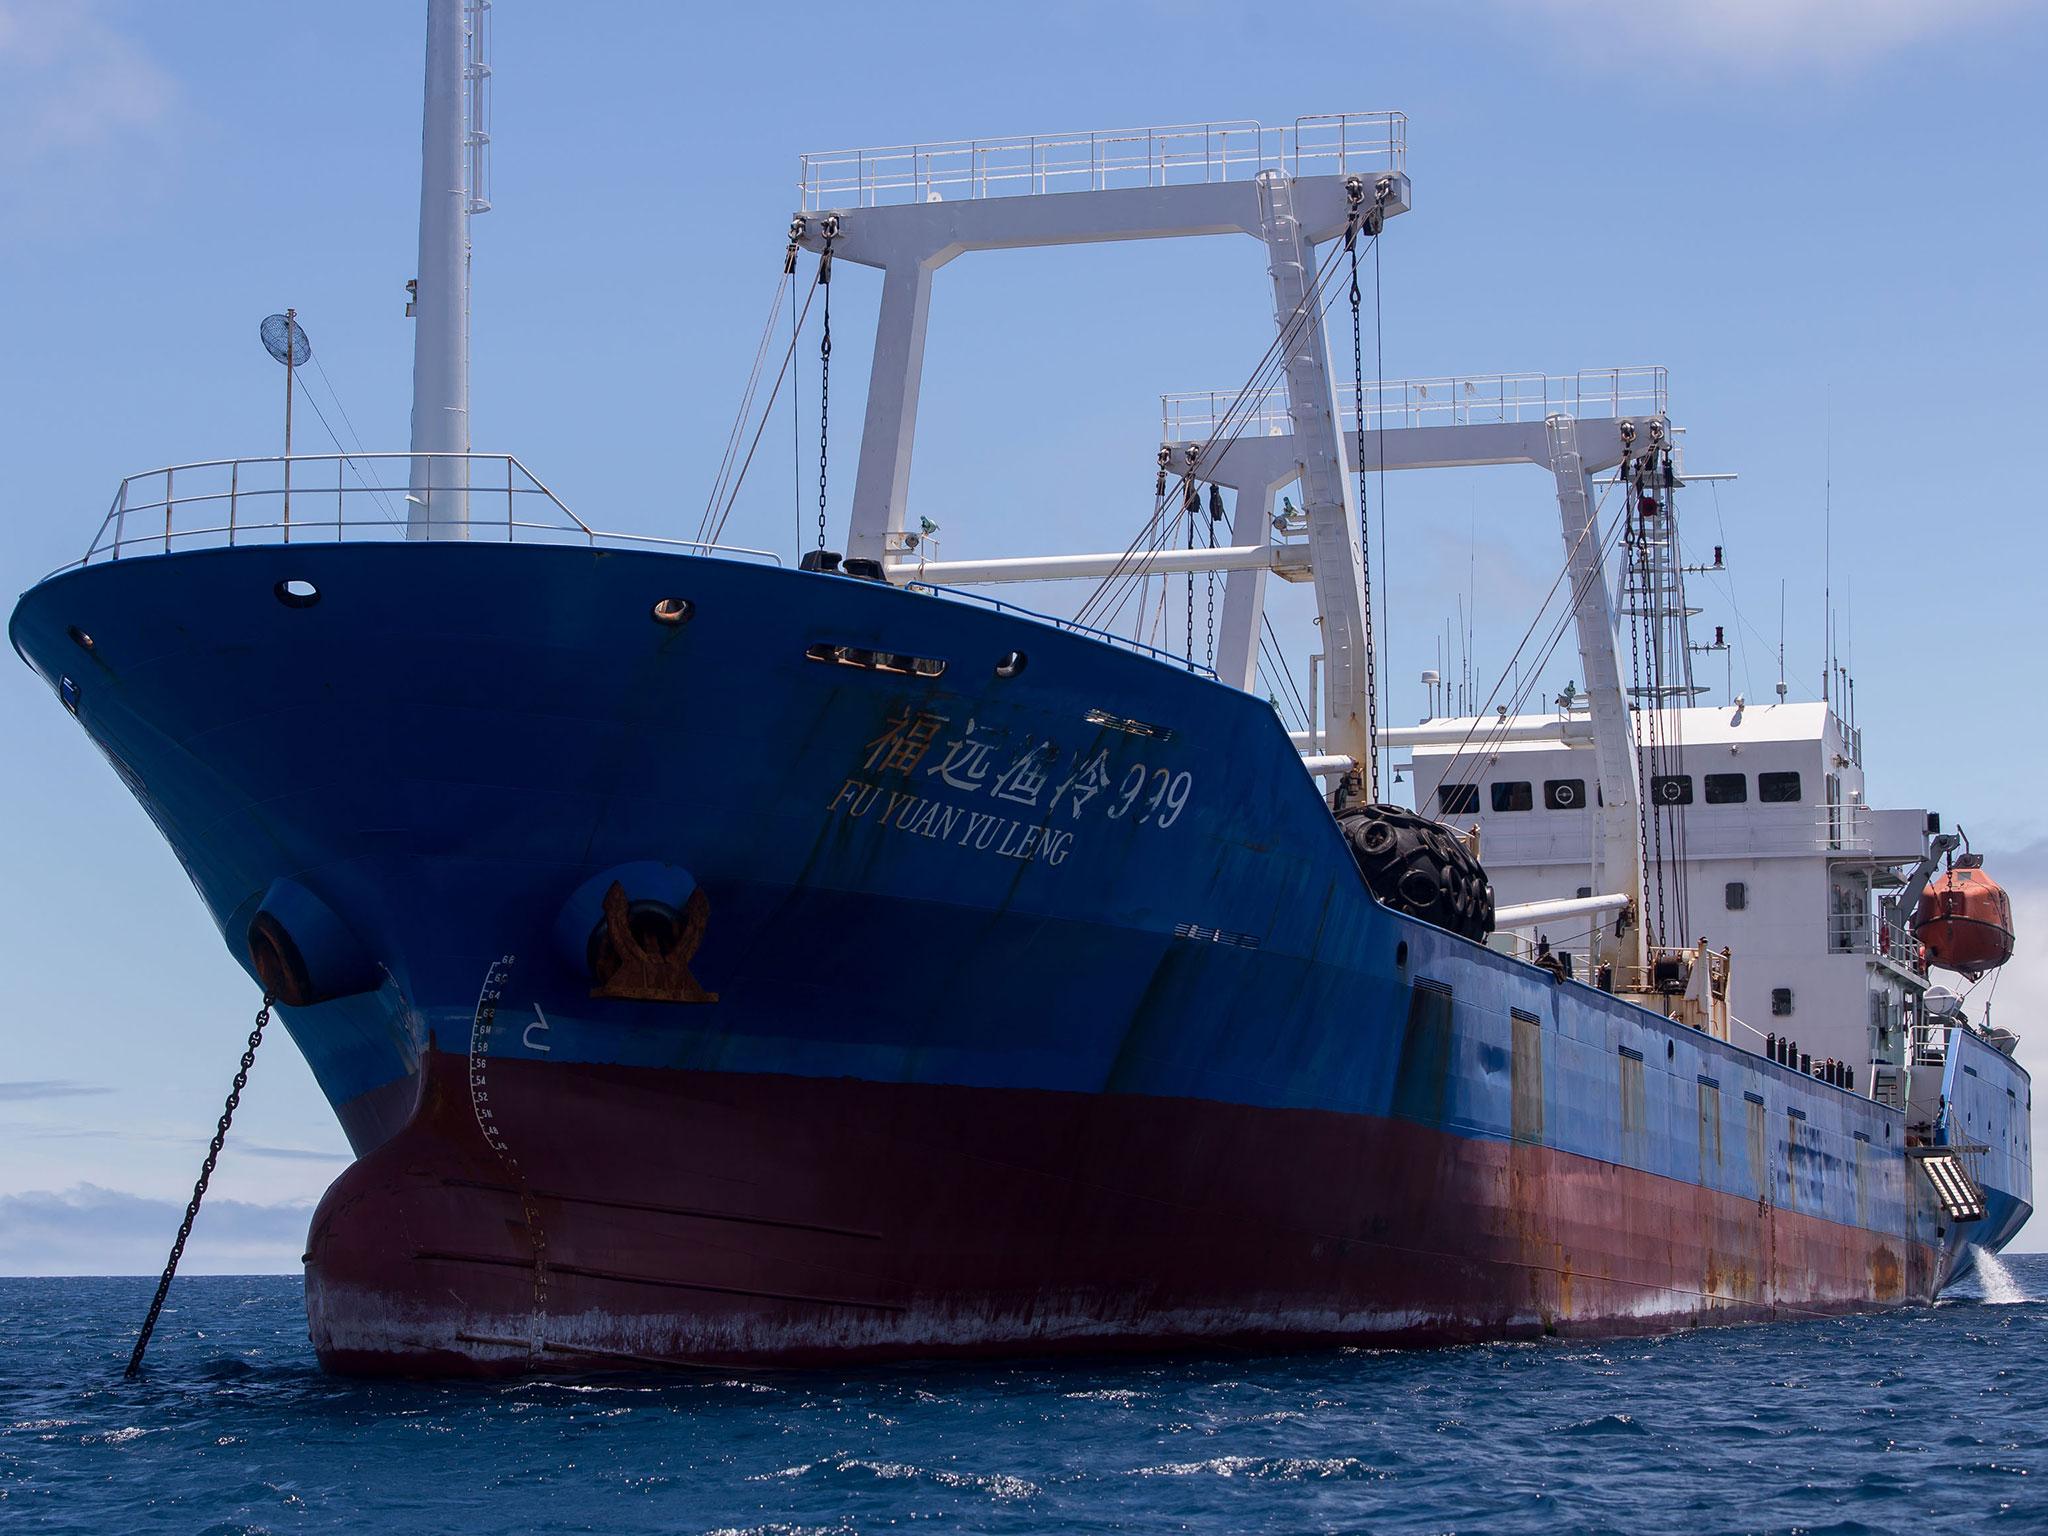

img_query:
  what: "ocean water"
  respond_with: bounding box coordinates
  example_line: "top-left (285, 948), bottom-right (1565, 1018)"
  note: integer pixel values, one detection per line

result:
top-left (2, 1260), bottom-right (2044, 1535)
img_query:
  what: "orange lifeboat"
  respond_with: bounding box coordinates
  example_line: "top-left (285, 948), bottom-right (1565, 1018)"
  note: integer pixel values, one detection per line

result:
top-left (1915, 854), bottom-right (2016, 978)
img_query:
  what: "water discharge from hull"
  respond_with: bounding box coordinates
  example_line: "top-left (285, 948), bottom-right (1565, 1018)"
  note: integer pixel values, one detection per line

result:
top-left (1970, 1244), bottom-right (2029, 1304)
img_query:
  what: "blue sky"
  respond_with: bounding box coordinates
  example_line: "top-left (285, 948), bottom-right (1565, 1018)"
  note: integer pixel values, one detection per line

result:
top-left (2, 0), bottom-right (2045, 1273)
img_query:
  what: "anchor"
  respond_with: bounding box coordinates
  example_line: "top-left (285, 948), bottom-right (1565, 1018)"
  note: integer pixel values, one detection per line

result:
top-left (589, 881), bottom-right (719, 1004)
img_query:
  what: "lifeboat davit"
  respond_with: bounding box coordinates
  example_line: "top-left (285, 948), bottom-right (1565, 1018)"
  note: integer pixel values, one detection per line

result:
top-left (1915, 854), bottom-right (2016, 978)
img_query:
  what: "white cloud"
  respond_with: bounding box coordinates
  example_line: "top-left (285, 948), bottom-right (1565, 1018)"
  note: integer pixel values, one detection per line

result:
top-left (0, 1184), bottom-right (311, 1276)
top-left (0, 0), bottom-right (185, 235)
top-left (0, 1079), bottom-right (110, 1101)
top-left (1503, 0), bottom-right (2035, 67)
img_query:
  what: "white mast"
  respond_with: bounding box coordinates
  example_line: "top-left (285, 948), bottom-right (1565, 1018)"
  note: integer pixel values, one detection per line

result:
top-left (406, 0), bottom-right (478, 539)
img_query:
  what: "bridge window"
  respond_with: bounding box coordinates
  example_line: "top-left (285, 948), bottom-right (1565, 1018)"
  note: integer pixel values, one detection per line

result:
top-left (1726, 881), bottom-right (1747, 911)
top-left (1545, 778), bottom-right (1586, 811)
top-left (1651, 774), bottom-right (1693, 806)
top-left (1491, 781), bottom-right (1533, 813)
top-left (1759, 771), bottom-right (1803, 803)
top-left (1705, 772), bottom-right (1747, 804)
top-left (1438, 783), bottom-right (1479, 816)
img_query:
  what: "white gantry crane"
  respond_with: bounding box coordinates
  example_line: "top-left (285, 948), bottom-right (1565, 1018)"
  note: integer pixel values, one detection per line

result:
top-left (790, 116), bottom-right (1409, 786)
top-left (788, 117), bottom-right (1655, 970)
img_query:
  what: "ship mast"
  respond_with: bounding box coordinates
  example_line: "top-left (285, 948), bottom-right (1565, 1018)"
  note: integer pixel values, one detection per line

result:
top-left (407, 0), bottom-right (490, 539)
top-left (1622, 447), bottom-right (1706, 708)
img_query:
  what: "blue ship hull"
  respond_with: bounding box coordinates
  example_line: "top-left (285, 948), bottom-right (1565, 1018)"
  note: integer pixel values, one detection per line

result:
top-left (10, 541), bottom-right (2031, 1372)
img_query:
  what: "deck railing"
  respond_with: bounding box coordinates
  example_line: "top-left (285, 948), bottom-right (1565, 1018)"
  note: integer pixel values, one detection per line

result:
top-left (1827, 912), bottom-right (1923, 971)
top-left (1465, 802), bottom-right (1924, 866)
top-left (52, 455), bottom-right (1227, 675)
top-left (55, 452), bottom-right (782, 575)
top-left (904, 580), bottom-right (1218, 677)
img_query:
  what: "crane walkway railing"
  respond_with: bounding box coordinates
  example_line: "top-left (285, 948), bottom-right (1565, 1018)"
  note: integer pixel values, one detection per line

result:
top-left (799, 113), bottom-right (1405, 211)
top-left (54, 452), bottom-right (782, 575)
top-left (1162, 367), bottom-right (1669, 442)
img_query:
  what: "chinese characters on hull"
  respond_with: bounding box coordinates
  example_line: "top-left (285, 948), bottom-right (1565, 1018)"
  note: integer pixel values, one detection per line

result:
top-left (829, 701), bottom-right (1194, 866)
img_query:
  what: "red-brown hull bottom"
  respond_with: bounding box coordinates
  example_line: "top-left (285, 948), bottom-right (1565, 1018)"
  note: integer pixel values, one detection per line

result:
top-left (303, 1052), bottom-right (1938, 1376)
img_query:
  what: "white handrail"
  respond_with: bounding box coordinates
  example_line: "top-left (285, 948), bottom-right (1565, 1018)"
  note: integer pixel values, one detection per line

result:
top-left (799, 113), bottom-right (1406, 211)
top-left (1162, 367), bottom-right (1670, 441)
top-left (53, 452), bottom-right (784, 575)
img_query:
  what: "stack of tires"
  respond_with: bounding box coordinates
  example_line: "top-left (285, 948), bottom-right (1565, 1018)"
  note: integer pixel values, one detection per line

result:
top-left (1336, 803), bottom-right (1494, 943)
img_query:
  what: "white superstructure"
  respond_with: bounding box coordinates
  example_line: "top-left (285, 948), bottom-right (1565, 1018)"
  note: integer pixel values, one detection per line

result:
top-left (1411, 698), bottom-right (1932, 1075)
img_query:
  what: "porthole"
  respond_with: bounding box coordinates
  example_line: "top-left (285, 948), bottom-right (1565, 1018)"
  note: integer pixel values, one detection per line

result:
top-left (1667, 1039), bottom-right (1675, 1060)
top-left (1395, 940), bottom-right (1409, 968)
top-left (274, 578), bottom-right (321, 609)
top-left (994, 650), bottom-right (1028, 679)
top-left (67, 626), bottom-right (94, 653)
top-left (651, 597), bottom-right (694, 626)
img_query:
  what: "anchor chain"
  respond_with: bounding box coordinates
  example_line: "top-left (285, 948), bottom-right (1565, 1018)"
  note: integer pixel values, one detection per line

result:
top-left (125, 995), bottom-right (272, 1378)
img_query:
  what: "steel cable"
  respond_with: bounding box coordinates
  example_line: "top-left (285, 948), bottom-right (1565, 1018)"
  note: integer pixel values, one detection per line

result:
top-left (697, 261), bottom-right (795, 546)
top-left (1074, 233), bottom-right (1369, 632)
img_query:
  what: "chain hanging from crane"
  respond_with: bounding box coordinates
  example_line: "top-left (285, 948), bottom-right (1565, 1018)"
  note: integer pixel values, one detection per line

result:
top-left (815, 218), bottom-right (838, 551)
top-left (788, 220), bottom-right (803, 554)
top-left (1347, 178), bottom-right (1386, 799)
top-left (1206, 484), bottom-right (1222, 670)
top-left (1184, 480), bottom-right (1200, 666)
top-left (125, 995), bottom-right (273, 1378)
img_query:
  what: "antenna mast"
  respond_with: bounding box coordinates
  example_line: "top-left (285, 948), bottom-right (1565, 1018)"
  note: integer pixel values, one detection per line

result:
top-left (260, 312), bottom-right (313, 533)
top-left (283, 306), bottom-right (296, 510)
top-left (1621, 446), bottom-right (1705, 708)
top-left (406, 0), bottom-right (489, 539)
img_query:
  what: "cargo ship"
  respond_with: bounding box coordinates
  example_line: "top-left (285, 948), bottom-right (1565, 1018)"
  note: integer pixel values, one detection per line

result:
top-left (8, 2), bottom-right (2029, 1374)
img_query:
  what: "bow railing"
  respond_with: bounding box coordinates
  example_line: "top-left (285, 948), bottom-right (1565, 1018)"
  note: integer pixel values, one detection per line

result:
top-left (56, 452), bottom-right (782, 574)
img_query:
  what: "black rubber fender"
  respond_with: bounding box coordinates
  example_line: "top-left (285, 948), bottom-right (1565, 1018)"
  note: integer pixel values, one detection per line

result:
top-left (1335, 802), bottom-right (1495, 943)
